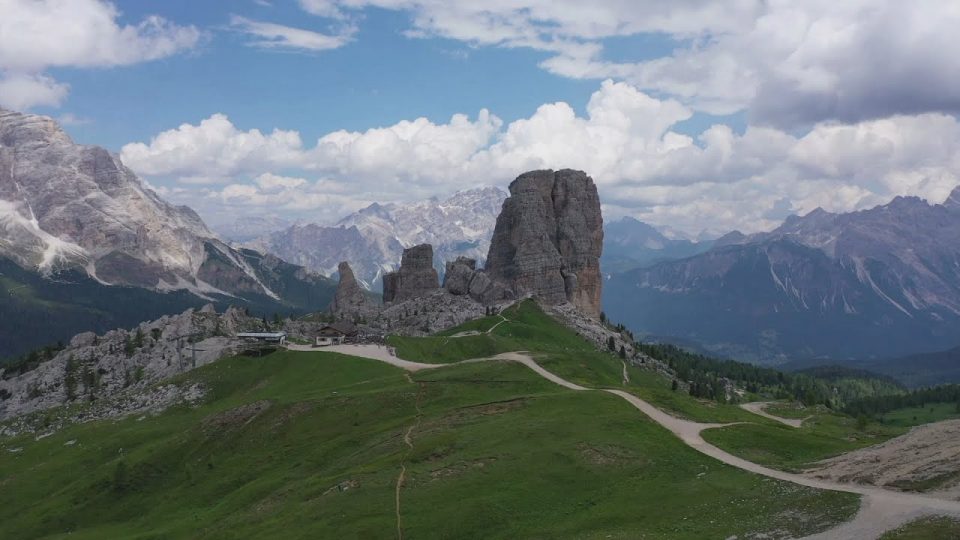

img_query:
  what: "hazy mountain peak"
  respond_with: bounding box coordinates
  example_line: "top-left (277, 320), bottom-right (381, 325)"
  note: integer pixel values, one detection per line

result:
top-left (250, 186), bottom-right (508, 288)
top-left (0, 111), bottom-right (334, 308)
top-left (0, 109), bottom-right (73, 148)
top-left (606, 190), bottom-right (960, 362)
top-left (944, 185), bottom-right (960, 210)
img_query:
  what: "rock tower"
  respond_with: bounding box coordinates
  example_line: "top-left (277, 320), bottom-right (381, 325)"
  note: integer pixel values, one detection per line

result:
top-left (484, 169), bottom-right (603, 317)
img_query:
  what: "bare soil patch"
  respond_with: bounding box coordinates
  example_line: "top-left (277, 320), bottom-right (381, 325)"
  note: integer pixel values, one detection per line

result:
top-left (201, 400), bottom-right (271, 432)
top-left (578, 443), bottom-right (638, 466)
top-left (806, 419), bottom-right (960, 499)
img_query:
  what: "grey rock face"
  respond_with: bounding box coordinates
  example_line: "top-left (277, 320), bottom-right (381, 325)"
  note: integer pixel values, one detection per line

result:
top-left (241, 187), bottom-right (508, 289)
top-left (382, 244), bottom-right (439, 303)
top-left (485, 169), bottom-right (604, 317)
top-left (0, 108), bottom-right (333, 305)
top-left (442, 257), bottom-right (477, 295)
top-left (0, 109), bottom-right (209, 284)
top-left (377, 289), bottom-right (487, 336)
top-left (329, 261), bottom-right (376, 320)
top-left (0, 304), bottom-right (265, 429)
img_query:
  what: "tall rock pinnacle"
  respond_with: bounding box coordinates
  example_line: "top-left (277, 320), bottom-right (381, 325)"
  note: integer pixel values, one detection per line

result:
top-left (381, 244), bottom-right (440, 303)
top-left (485, 169), bottom-right (604, 317)
top-left (329, 261), bottom-right (375, 320)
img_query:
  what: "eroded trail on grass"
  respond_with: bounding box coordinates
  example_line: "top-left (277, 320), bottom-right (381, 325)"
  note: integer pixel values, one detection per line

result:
top-left (292, 345), bottom-right (960, 539)
top-left (740, 402), bottom-right (807, 428)
top-left (395, 373), bottom-right (424, 540)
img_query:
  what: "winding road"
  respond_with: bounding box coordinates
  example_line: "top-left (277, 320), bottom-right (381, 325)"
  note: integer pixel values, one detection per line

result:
top-left (288, 344), bottom-right (960, 539)
top-left (740, 401), bottom-right (808, 428)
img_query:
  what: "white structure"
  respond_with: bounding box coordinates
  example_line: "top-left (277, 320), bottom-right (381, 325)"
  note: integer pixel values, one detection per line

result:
top-left (315, 322), bottom-right (357, 347)
top-left (236, 332), bottom-right (287, 345)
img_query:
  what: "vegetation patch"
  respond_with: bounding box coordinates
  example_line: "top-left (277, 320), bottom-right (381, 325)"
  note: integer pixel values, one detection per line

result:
top-left (577, 443), bottom-right (638, 466)
top-left (201, 400), bottom-right (272, 433)
top-left (701, 410), bottom-right (905, 471)
top-left (880, 516), bottom-right (960, 539)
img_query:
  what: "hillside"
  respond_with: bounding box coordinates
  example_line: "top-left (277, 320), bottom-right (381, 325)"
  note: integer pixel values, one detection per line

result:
top-left (605, 189), bottom-right (960, 363)
top-left (0, 302), bottom-right (867, 539)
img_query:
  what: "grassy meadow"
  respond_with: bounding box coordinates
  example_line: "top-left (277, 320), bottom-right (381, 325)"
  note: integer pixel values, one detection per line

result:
top-left (0, 302), bottom-right (865, 538)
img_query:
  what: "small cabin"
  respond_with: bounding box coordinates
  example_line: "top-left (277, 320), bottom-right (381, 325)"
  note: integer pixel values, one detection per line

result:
top-left (315, 322), bottom-right (358, 347)
top-left (236, 332), bottom-right (287, 345)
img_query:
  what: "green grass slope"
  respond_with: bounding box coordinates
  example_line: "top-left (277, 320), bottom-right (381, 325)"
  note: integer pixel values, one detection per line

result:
top-left (701, 404), bottom-right (906, 471)
top-left (880, 516), bottom-right (960, 539)
top-left (391, 301), bottom-right (769, 424)
top-left (0, 346), bottom-right (859, 538)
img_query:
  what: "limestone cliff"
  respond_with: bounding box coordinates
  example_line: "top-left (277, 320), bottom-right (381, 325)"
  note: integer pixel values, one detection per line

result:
top-left (381, 244), bottom-right (439, 303)
top-left (485, 169), bottom-right (603, 317)
top-left (329, 261), bottom-right (376, 320)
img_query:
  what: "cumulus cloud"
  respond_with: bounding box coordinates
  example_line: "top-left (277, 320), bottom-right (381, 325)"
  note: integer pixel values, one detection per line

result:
top-left (0, 72), bottom-right (68, 110)
top-left (0, 0), bottom-right (200, 110)
top-left (121, 109), bottom-right (504, 199)
top-left (120, 113), bottom-right (307, 180)
top-left (229, 15), bottom-right (355, 51)
top-left (298, 0), bottom-right (960, 126)
top-left (124, 80), bottom-right (960, 235)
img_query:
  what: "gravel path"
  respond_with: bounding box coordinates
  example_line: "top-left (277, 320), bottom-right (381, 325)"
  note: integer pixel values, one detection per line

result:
top-left (740, 402), bottom-right (807, 428)
top-left (288, 344), bottom-right (960, 539)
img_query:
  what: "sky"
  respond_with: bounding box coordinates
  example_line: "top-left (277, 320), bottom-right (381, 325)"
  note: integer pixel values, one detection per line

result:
top-left (3, 0), bottom-right (960, 236)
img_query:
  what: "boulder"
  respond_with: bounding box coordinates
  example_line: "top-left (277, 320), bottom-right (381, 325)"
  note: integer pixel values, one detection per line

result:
top-left (443, 257), bottom-right (477, 295)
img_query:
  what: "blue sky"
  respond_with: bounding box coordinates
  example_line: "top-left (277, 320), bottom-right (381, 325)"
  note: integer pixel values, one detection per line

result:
top-left (2, 1), bottom-right (959, 235)
top-left (40, 2), bottom-right (742, 151)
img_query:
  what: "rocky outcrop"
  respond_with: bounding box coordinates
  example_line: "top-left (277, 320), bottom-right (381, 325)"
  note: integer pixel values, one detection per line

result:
top-left (329, 261), bottom-right (376, 320)
top-left (238, 187), bottom-right (507, 289)
top-left (0, 304), bottom-right (265, 430)
top-left (378, 290), bottom-right (487, 336)
top-left (382, 244), bottom-right (439, 303)
top-left (485, 169), bottom-right (603, 317)
top-left (443, 256), bottom-right (514, 305)
top-left (443, 257), bottom-right (477, 295)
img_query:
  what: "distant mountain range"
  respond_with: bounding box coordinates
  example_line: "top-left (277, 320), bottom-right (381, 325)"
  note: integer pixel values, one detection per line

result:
top-left (605, 188), bottom-right (960, 364)
top-left (239, 187), bottom-right (508, 288)
top-left (213, 216), bottom-right (292, 243)
top-left (0, 108), bottom-right (336, 358)
top-left (602, 216), bottom-right (713, 273)
top-left (783, 345), bottom-right (960, 389)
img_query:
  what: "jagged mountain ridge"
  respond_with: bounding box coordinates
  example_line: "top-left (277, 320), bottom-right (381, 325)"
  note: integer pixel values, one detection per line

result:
top-left (0, 108), bottom-right (334, 302)
top-left (0, 109), bottom-right (337, 358)
top-left (604, 188), bottom-right (960, 363)
top-left (243, 186), bottom-right (508, 288)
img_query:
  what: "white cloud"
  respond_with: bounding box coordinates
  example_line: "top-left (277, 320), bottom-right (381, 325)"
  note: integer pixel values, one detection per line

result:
top-left (229, 15), bottom-right (355, 51)
top-left (0, 0), bottom-right (200, 110)
top-left (57, 112), bottom-right (91, 126)
top-left (120, 113), bottom-right (307, 180)
top-left (0, 72), bottom-right (68, 110)
top-left (300, 0), bottom-right (960, 125)
top-left (121, 109), bottom-right (504, 198)
top-left (254, 173), bottom-right (307, 191)
top-left (123, 80), bottom-right (960, 235)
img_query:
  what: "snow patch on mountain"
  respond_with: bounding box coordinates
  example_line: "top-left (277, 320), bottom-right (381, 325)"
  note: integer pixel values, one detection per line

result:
top-left (0, 198), bottom-right (88, 272)
top-left (243, 186), bottom-right (508, 288)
